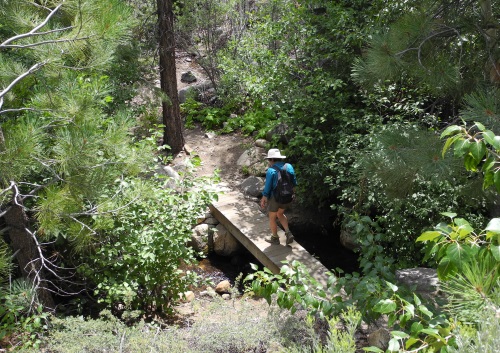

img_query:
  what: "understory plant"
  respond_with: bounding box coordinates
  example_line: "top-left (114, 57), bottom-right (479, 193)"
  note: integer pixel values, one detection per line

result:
top-left (80, 165), bottom-right (218, 313)
top-left (0, 278), bottom-right (49, 349)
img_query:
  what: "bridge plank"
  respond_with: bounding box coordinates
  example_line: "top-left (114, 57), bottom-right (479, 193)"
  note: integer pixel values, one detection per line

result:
top-left (210, 192), bottom-right (331, 286)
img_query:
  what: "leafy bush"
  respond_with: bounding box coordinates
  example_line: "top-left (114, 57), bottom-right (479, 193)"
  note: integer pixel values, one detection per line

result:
top-left (0, 279), bottom-right (49, 349)
top-left (80, 170), bottom-right (217, 313)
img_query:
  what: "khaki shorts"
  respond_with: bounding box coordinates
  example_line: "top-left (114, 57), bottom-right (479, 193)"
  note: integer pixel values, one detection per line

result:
top-left (268, 196), bottom-right (291, 213)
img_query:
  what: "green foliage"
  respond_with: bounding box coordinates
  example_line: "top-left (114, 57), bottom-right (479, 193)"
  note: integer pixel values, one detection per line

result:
top-left (80, 171), bottom-right (217, 313)
top-left (416, 214), bottom-right (500, 324)
top-left (448, 308), bottom-right (500, 353)
top-left (30, 310), bottom-right (191, 353)
top-left (182, 97), bottom-right (275, 136)
top-left (0, 279), bottom-right (49, 348)
top-left (21, 300), bottom-right (335, 353)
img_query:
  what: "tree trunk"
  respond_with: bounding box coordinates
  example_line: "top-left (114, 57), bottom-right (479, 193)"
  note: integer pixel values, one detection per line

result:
top-left (479, 0), bottom-right (499, 83)
top-left (157, 0), bottom-right (184, 155)
top-left (4, 194), bottom-right (55, 310)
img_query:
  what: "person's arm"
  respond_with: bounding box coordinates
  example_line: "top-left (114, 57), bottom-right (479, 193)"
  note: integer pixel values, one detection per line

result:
top-left (260, 168), bottom-right (275, 208)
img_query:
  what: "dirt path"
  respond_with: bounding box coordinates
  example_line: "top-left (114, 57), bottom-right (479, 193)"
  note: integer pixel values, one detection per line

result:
top-left (174, 125), bottom-right (254, 189)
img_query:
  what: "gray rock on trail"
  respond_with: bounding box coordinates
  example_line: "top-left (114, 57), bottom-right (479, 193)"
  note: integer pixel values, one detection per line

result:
top-left (178, 81), bottom-right (213, 103)
top-left (236, 146), bottom-right (266, 167)
top-left (181, 71), bottom-right (197, 83)
top-left (239, 176), bottom-right (265, 198)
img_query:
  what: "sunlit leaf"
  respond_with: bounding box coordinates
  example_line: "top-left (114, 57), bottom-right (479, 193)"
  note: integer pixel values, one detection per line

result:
top-left (373, 299), bottom-right (397, 313)
top-left (416, 231), bottom-right (441, 242)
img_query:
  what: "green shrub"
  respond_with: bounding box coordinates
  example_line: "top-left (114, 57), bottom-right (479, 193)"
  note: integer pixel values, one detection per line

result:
top-left (79, 168), bottom-right (217, 313)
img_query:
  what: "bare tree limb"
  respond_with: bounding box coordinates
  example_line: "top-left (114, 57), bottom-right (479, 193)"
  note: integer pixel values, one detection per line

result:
top-left (0, 62), bottom-right (47, 101)
top-left (0, 4), bottom-right (64, 46)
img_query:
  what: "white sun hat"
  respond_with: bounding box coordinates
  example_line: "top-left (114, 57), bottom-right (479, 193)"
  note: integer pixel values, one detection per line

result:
top-left (266, 148), bottom-right (286, 159)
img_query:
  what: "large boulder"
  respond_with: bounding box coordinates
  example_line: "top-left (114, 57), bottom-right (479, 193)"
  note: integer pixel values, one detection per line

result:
top-left (236, 147), bottom-right (266, 167)
top-left (239, 176), bottom-right (264, 198)
top-left (178, 81), bottom-right (213, 103)
top-left (395, 267), bottom-right (439, 300)
top-left (212, 223), bottom-right (243, 257)
top-left (189, 223), bottom-right (212, 255)
top-left (265, 123), bottom-right (289, 144)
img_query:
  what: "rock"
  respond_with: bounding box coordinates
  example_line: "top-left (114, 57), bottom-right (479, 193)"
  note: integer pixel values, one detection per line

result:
top-left (178, 81), bottom-right (213, 103)
top-left (215, 280), bottom-right (231, 294)
top-left (246, 160), bottom-right (268, 177)
top-left (265, 123), bottom-right (289, 144)
top-left (236, 147), bottom-right (266, 167)
top-left (181, 71), bottom-right (197, 83)
top-left (213, 223), bottom-right (243, 257)
top-left (367, 328), bottom-right (391, 351)
top-left (190, 223), bottom-right (211, 254)
top-left (239, 176), bottom-right (264, 197)
top-left (205, 132), bottom-right (216, 139)
top-left (255, 139), bottom-right (268, 148)
top-left (204, 216), bottom-right (219, 225)
top-left (339, 228), bottom-right (361, 252)
top-left (163, 166), bottom-right (180, 179)
top-left (178, 86), bottom-right (197, 103)
top-left (395, 268), bottom-right (439, 296)
top-left (222, 293), bottom-right (231, 300)
top-left (181, 291), bottom-right (195, 302)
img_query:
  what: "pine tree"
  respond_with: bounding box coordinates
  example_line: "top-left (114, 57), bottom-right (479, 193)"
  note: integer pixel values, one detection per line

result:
top-left (0, 0), bottom-right (143, 310)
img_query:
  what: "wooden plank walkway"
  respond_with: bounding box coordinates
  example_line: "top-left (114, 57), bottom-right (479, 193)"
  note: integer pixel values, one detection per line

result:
top-left (209, 192), bottom-right (331, 286)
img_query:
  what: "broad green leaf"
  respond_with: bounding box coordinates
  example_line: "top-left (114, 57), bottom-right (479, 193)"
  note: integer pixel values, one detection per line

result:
top-left (388, 338), bottom-right (400, 352)
top-left (373, 299), bottom-right (397, 313)
top-left (484, 132), bottom-right (500, 151)
top-left (464, 154), bottom-right (478, 171)
top-left (363, 347), bottom-right (384, 353)
top-left (442, 135), bottom-right (459, 158)
top-left (470, 141), bottom-right (486, 162)
top-left (420, 328), bottom-right (439, 336)
top-left (416, 231), bottom-right (441, 242)
top-left (440, 212), bottom-right (457, 219)
top-left (453, 138), bottom-right (471, 157)
top-left (482, 130), bottom-right (496, 146)
top-left (404, 303), bottom-right (415, 317)
top-left (405, 337), bottom-right (419, 349)
top-left (453, 218), bottom-right (474, 238)
top-left (440, 125), bottom-right (462, 138)
top-left (391, 331), bottom-right (409, 339)
top-left (482, 156), bottom-right (496, 172)
top-left (413, 294), bottom-right (421, 306)
top-left (410, 321), bottom-right (424, 334)
top-left (475, 121), bottom-right (486, 131)
top-left (437, 257), bottom-right (457, 279)
top-left (483, 170), bottom-right (495, 190)
top-left (485, 218), bottom-right (500, 233)
top-left (491, 244), bottom-right (500, 261)
top-left (418, 305), bottom-right (434, 318)
top-left (446, 243), bottom-right (468, 265)
top-left (385, 281), bottom-right (398, 292)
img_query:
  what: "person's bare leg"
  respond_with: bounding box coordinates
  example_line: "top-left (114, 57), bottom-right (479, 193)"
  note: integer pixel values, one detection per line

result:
top-left (268, 211), bottom-right (278, 235)
top-left (277, 208), bottom-right (294, 244)
top-left (276, 208), bottom-right (289, 231)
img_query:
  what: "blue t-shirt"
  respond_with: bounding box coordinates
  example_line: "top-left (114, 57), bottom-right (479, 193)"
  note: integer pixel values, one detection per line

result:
top-left (262, 161), bottom-right (298, 199)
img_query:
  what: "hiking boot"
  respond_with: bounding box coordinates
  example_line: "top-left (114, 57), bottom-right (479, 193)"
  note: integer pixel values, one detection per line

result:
top-left (285, 230), bottom-right (294, 245)
top-left (265, 235), bottom-right (280, 245)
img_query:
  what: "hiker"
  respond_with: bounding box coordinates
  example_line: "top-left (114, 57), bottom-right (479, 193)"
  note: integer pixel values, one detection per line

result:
top-left (260, 148), bottom-right (297, 245)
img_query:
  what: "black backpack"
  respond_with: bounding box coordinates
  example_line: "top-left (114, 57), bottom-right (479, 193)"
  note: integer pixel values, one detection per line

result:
top-left (272, 164), bottom-right (294, 204)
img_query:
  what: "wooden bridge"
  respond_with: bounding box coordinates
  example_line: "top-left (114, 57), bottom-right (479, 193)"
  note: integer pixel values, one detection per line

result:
top-left (209, 192), bottom-right (331, 286)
